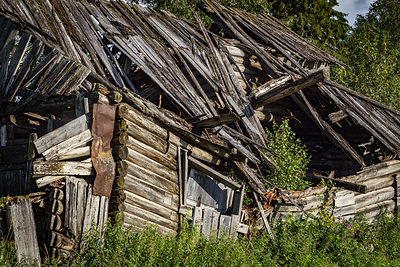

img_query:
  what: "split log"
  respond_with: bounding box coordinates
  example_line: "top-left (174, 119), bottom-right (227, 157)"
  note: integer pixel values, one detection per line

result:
top-left (56, 146), bottom-right (91, 161)
top-left (49, 188), bottom-right (64, 200)
top-left (36, 176), bottom-right (65, 188)
top-left (334, 190), bottom-right (355, 208)
top-left (359, 175), bottom-right (394, 193)
top-left (34, 113), bottom-right (92, 155)
top-left (33, 161), bottom-right (93, 176)
top-left (46, 213), bottom-right (65, 233)
top-left (333, 205), bottom-right (356, 217)
top-left (47, 199), bottom-right (64, 215)
top-left (355, 187), bottom-right (395, 210)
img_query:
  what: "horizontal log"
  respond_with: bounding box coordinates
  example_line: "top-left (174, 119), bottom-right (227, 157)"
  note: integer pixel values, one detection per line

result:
top-left (126, 148), bottom-right (178, 182)
top-left (33, 161), bottom-right (93, 176)
top-left (42, 129), bottom-right (92, 160)
top-left (304, 173), bottom-right (367, 193)
top-left (359, 175), bottom-right (394, 193)
top-left (357, 200), bottom-right (395, 218)
top-left (343, 160), bottom-right (400, 183)
top-left (34, 113), bottom-right (92, 155)
top-left (333, 204), bottom-right (356, 217)
top-left (56, 146), bottom-right (91, 161)
top-left (120, 119), bottom-right (169, 154)
top-left (122, 212), bottom-right (177, 235)
top-left (121, 174), bottom-right (179, 212)
top-left (334, 191), bottom-right (355, 207)
top-left (124, 160), bottom-right (179, 193)
top-left (117, 103), bottom-right (168, 140)
top-left (126, 136), bottom-right (177, 169)
top-left (121, 190), bottom-right (178, 222)
top-left (252, 69), bottom-right (328, 109)
top-left (112, 131), bottom-right (128, 145)
top-left (355, 187), bottom-right (395, 210)
top-left (188, 156), bottom-right (241, 190)
top-left (124, 202), bottom-right (178, 230)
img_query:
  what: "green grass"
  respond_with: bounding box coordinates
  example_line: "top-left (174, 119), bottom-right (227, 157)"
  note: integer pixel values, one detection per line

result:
top-left (3, 213), bottom-right (400, 266)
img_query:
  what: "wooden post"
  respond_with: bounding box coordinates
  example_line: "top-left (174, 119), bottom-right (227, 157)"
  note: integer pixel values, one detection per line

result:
top-left (1, 125), bottom-right (7, 146)
top-left (25, 133), bottom-right (37, 194)
top-left (253, 192), bottom-right (274, 239)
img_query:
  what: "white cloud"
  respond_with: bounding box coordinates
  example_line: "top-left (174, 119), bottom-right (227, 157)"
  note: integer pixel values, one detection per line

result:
top-left (335, 0), bottom-right (375, 26)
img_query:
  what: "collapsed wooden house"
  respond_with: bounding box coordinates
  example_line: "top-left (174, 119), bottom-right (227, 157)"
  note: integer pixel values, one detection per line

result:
top-left (0, 0), bottom-right (400, 263)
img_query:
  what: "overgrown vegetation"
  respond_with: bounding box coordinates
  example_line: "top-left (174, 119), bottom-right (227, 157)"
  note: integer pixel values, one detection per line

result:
top-left (264, 119), bottom-right (311, 191)
top-left (3, 212), bottom-right (400, 266)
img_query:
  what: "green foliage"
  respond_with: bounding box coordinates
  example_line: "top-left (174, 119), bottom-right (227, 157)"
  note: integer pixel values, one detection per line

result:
top-left (264, 119), bottom-right (311, 191)
top-left (364, 0), bottom-right (400, 50)
top-left (5, 212), bottom-right (400, 266)
top-left (331, 17), bottom-right (400, 110)
top-left (268, 0), bottom-right (350, 53)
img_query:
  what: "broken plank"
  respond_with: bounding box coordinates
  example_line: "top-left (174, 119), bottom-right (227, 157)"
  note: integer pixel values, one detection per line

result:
top-left (42, 129), bottom-right (92, 161)
top-left (36, 176), bottom-right (65, 188)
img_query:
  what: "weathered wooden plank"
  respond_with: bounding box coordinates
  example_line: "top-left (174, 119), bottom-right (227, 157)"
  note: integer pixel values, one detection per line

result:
top-left (253, 191), bottom-right (274, 239)
top-left (42, 129), bottom-right (92, 160)
top-left (202, 208), bottom-right (213, 238)
top-left (218, 215), bottom-right (231, 238)
top-left (188, 156), bottom-right (240, 190)
top-left (76, 179), bottom-right (88, 240)
top-left (7, 198), bottom-right (41, 265)
top-left (229, 214), bottom-right (240, 238)
top-left (252, 69), bottom-right (327, 109)
top-left (342, 160), bottom-right (400, 184)
top-left (192, 206), bottom-right (203, 227)
top-left (187, 168), bottom-right (231, 212)
top-left (254, 76), bottom-right (291, 98)
top-left (34, 113), bottom-right (92, 155)
top-left (33, 161), bottom-right (93, 176)
top-left (210, 210), bottom-right (220, 237)
top-left (232, 185), bottom-right (245, 217)
top-left (122, 211), bottom-right (177, 235)
top-left (81, 183), bottom-right (93, 251)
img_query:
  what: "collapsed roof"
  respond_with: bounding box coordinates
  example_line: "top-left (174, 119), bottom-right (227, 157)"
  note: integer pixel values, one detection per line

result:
top-left (1, 0), bottom-right (400, 191)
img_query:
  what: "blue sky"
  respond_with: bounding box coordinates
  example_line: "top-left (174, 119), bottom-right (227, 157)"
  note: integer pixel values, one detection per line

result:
top-left (335, 0), bottom-right (375, 26)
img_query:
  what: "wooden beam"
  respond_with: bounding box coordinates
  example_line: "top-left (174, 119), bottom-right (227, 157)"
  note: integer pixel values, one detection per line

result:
top-left (304, 173), bottom-right (367, 193)
top-left (254, 75), bottom-right (291, 98)
top-left (193, 113), bottom-right (240, 129)
top-left (252, 69), bottom-right (328, 109)
top-left (188, 156), bottom-right (241, 190)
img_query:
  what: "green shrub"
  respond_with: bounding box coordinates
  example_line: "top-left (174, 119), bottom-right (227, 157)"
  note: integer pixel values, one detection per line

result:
top-left (264, 119), bottom-right (311, 191)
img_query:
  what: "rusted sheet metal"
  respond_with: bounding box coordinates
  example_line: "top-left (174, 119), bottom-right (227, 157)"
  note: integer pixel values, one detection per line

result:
top-left (92, 103), bottom-right (116, 197)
